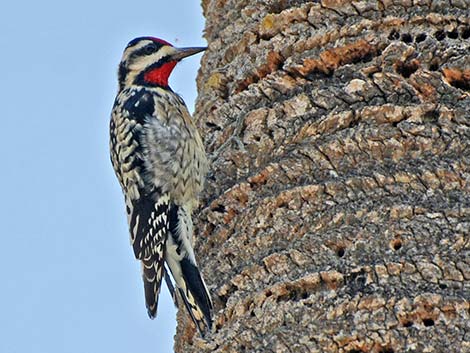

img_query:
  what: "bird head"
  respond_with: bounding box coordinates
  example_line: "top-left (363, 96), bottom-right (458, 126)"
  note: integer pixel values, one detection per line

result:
top-left (118, 37), bottom-right (206, 89)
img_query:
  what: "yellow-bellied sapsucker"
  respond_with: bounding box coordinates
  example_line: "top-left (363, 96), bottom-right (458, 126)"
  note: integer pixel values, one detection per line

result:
top-left (109, 37), bottom-right (212, 334)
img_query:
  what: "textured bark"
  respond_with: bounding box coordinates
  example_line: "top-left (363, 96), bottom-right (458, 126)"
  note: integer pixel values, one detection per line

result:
top-left (175, 1), bottom-right (470, 352)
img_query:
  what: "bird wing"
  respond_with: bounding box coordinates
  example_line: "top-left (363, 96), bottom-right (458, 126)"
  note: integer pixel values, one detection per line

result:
top-left (131, 192), bottom-right (169, 318)
top-left (111, 88), bottom-right (172, 318)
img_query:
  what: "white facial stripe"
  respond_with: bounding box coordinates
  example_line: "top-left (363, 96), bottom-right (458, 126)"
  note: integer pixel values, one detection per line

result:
top-left (120, 41), bottom-right (177, 86)
top-left (121, 40), bottom-right (153, 62)
top-left (129, 46), bottom-right (176, 70)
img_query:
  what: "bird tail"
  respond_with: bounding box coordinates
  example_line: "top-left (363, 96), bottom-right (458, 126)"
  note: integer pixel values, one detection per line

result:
top-left (164, 267), bottom-right (179, 307)
top-left (142, 255), bottom-right (165, 319)
top-left (165, 205), bottom-right (213, 335)
top-left (177, 257), bottom-right (213, 335)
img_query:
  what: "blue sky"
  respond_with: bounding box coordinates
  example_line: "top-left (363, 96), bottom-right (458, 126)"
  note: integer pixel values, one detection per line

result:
top-left (0, 2), bottom-right (205, 352)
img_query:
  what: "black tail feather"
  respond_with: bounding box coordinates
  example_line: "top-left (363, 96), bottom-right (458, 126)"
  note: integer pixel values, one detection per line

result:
top-left (180, 257), bottom-right (213, 329)
top-left (164, 268), bottom-right (178, 308)
top-left (166, 203), bottom-right (213, 335)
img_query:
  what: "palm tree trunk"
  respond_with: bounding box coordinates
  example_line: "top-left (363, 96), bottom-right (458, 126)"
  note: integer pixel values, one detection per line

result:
top-left (176, 1), bottom-right (470, 352)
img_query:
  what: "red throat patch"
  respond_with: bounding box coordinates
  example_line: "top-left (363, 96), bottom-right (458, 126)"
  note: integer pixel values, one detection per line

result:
top-left (143, 61), bottom-right (177, 86)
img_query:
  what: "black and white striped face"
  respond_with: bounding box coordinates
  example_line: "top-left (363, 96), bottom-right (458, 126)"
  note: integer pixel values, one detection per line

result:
top-left (117, 37), bottom-right (206, 89)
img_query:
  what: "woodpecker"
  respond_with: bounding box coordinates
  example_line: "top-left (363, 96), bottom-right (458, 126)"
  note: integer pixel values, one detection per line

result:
top-left (109, 37), bottom-right (212, 334)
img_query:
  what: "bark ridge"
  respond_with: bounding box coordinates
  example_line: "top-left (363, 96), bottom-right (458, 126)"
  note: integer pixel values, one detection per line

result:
top-left (175, 1), bottom-right (470, 352)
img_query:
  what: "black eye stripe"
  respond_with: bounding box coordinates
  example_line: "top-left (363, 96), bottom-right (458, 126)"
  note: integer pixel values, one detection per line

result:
top-left (131, 42), bottom-right (163, 58)
top-left (145, 45), bottom-right (156, 53)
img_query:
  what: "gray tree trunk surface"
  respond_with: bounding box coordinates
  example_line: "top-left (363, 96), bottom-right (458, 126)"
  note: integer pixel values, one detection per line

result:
top-left (175, 1), bottom-right (470, 352)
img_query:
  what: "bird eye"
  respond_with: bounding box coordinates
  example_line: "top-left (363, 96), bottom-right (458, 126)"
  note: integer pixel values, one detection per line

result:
top-left (145, 44), bottom-right (157, 54)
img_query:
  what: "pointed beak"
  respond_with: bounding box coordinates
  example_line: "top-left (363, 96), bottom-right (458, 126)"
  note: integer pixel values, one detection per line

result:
top-left (171, 46), bottom-right (206, 61)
